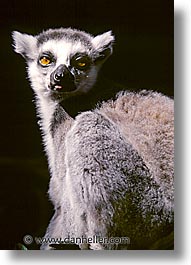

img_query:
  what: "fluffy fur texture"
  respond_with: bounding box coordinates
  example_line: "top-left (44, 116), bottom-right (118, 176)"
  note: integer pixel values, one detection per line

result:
top-left (12, 28), bottom-right (174, 250)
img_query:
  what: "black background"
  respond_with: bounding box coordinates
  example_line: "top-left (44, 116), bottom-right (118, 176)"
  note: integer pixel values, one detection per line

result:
top-left (0, 0), bottom-right (173, 249)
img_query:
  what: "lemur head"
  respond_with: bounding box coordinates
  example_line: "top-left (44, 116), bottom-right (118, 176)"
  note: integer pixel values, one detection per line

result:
top-left (12, 28), bottom-right (114, 101)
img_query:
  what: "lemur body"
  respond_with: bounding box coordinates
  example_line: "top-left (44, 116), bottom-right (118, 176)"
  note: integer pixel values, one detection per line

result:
top-left (12, 28), bottom-right (174, 250)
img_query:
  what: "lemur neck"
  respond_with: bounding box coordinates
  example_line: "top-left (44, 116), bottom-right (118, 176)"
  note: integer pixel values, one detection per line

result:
top-left (35, 94), bottom-right (73, 175)
top-left (35, 94), bottom-right (72, 135)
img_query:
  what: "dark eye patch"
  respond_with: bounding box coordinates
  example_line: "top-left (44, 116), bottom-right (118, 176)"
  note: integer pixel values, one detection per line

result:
top-left (70, 54), bottom-right (92, 71)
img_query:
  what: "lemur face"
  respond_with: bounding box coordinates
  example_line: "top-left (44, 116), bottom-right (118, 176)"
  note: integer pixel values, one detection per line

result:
top-left (35, 37), bottom-right (98, 98)
top-left (12, 28), bottom-right (114, 101)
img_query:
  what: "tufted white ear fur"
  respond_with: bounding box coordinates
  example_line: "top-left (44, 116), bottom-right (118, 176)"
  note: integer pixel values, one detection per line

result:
top-left (92, 31), bottom-right (114, 51)
top-left (92, 31), bottom-right (115, 62)
top-left (12, 31), bottom-right (38, 60)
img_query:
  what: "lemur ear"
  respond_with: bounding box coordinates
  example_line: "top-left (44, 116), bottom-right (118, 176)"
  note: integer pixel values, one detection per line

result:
top-left (12, 31), bottom-right (37, 60)
top-left (92, 31), bottom-right (115, 64)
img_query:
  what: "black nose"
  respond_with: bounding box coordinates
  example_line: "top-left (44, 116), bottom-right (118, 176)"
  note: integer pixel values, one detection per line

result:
top-left (50, 64), bottom-right (76, 92)
top-left (54, 70), bottom-right (64, 82)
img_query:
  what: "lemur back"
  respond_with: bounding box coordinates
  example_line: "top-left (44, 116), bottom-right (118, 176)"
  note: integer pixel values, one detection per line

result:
top-left (12, 28), bottom-right (174, 250)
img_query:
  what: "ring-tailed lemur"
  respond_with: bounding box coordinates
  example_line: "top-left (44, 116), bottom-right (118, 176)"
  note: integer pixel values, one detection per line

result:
top-left (12, 28), bottom-right (174, 250)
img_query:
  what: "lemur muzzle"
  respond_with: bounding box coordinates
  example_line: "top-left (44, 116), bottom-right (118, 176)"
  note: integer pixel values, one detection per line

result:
top-left (50, 64), bottom-right (76, 92)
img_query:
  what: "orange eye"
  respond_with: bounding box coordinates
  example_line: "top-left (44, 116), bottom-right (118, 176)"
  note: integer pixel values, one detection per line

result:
top-left (77, 62), bottom-right (86, 67)
top-left (39, 56), bottom-right (51, 66)
top-left (71, 55), bottom-right (91, 70)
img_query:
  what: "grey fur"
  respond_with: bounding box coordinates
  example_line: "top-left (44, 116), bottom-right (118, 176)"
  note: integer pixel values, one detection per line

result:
top-left (12, 28), bottom-right (174, 250)
top-left (37, 28), bottom-right (94, 48)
